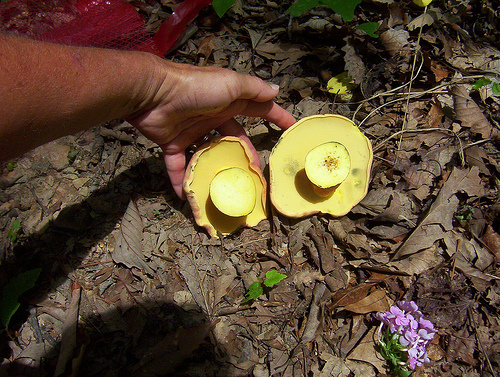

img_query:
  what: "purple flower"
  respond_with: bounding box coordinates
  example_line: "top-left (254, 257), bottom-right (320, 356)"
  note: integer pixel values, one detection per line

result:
top-left (387, 306), bottom-right (410, 327)
top-left (374, 300), bottom-right (436, 371)
top-left (397, 300), bottom-right (419, 314)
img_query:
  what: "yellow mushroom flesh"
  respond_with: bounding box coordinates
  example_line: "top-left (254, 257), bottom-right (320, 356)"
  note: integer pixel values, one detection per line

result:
top-left (209, 167), bottom-right (256, 217)
top-left (183, 137), bottom-right (267, 237)
top-left (304, 142), bottom-right (351, 197)
top-left (269, 114), bottom-right (372, 218)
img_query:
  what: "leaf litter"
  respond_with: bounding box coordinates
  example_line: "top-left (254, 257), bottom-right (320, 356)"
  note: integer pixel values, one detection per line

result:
top-left (0, 0), bottom-right (500, 376)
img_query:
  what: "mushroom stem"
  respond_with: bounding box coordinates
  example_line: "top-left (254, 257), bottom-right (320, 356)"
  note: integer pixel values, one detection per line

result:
top-left (209, 167), bottom-right (256, 217)
top-left (304, 142), bottom-right (351, 197)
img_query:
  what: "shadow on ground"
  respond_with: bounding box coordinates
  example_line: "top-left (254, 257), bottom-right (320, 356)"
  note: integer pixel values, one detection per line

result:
top-left (0, 155), bottom-right (227, 376)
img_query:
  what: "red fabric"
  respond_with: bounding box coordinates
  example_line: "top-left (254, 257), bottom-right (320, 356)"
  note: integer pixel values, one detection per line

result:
top-left (0, 0), bottom-right (213, 56)
top-left (153, 0), bottom-right (212, 54)
top-left (38, 0), bottom-right (161, 54)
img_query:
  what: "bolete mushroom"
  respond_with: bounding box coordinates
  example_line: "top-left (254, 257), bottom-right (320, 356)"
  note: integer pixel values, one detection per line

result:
top-left (269, 114), bottom-right (372, 218)
top-left (183, 136), bottom-right (267, 237)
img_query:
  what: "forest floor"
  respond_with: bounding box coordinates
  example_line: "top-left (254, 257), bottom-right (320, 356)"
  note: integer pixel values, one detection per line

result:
top-left (1, 0), bottom-right (500, 376)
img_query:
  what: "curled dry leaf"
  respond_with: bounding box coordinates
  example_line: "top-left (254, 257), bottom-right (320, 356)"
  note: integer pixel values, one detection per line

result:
top-left (342, 37), bottom-right (366, 84)
top-left (328, 282), bottom-right (377, 310)
top-left (452, 85), bottom-right (500, 141)
top-left (483, 225), bottom-right (500, 262)
top-left (379, 28), bottom-right (409, 56)
top-left (343, 289), bottom-right (390, 314)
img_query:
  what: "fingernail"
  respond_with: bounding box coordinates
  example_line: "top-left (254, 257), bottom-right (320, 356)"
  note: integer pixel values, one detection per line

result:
top-left (268, 83), bottom-right (280, 91)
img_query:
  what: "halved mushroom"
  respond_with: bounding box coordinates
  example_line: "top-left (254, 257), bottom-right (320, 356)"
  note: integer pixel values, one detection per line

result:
top-left (183, 136), bottom-right (267, 237)
top-left (269, 114), bottom-right (373, 218)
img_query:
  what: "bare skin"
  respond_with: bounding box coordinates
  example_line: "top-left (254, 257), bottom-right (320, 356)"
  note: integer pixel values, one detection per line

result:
top-left (0, 34), bottom-right (296, 198)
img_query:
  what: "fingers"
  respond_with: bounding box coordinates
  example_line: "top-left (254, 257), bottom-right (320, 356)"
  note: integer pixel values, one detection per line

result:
top-left (163, 151), bottom-right (187, 199)
top-left (235, 74), bottom-right (281, 102)
top-left (234, 100), bottom-right (296, 130)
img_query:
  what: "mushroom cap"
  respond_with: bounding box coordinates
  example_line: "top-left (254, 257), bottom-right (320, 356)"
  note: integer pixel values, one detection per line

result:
top-left (183, 136), bottom-right (267, 237)
top-left (269, 114), bottom-right (373, 218)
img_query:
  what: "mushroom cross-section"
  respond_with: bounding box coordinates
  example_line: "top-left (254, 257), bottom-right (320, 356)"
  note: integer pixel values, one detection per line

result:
top-left (183, 136), bottom-right (267, 238)
top-left (269, 114), bottom-right (373, 218)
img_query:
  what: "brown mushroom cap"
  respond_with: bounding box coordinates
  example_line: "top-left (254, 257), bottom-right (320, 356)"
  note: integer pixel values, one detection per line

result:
top-left (183, 136), bottom-right (267, 237)
top-left (269, 114), bottom-right (373, 218)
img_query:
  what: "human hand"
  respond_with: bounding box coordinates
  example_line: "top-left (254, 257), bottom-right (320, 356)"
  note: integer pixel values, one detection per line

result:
top-left (128, 61), bottom-right (296, 199)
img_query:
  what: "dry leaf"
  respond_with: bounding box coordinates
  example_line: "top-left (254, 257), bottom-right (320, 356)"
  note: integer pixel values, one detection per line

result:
top-left (255, 42), bottom-right (308, 61)
top-left (342, 37), bottom-right (365, 84)
top-left (328, 283), bottom-right (376, 309)
top-left (347, 326), bottom-right (386, 373)
top-left (453, 85), bottom-right (500, 141)
top-left (300, 282), bottom-right (327, 344)
top-left (393, 167), bottom-right (484, 259)
top-left (113, 199), bottom-right (155, 275)
top-left (443, 231), bottom-right (495, 292)
top-left (407, 12), bottom-right (436, 30)
top-left (54, 284), bottom-right (81, 377)
top-left (314, 352), bottom-right (352, 377)
top-left (483, 225), bottom-right (500, 262)
top-left (446, 39), bottom-right (500, 72)
top-left (389, 244), bottom-right (443, 276)
top-left (343, 289), bottom-right (390, 314)
top-left (177, 244), bottom-right (237, 316)
top-left (379, 28), bottom-right (409, 56)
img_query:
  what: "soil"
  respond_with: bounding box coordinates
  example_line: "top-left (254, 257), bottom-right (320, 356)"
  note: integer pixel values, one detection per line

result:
top-left (1, 0), bottom-right (500, 376)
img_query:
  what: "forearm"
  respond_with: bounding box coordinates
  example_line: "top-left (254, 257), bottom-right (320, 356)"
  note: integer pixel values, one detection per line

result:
top-left (0, 34), bottom-right (168, 161)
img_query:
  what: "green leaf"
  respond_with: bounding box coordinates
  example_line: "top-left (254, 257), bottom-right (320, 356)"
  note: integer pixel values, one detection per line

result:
top-left (242, 281), bottom-right (263, 303)
top-left (0, 268), bottom-right (42, 328)
top-left (357, 22), bottom-right (379, 38)
top-left (288, 0), bottom-right (362, 22)
top-left (263, 270), bottom-right (287, 287)
top-left (6, 161), bottom-right (17, 171)
top-left (472, 77), bottom-right (492, 90)
top-left (492, 82), bottom-right (500, 95)
top-left (7, 219), bottom-right (21, 243)
top-left (211, 0), bottom-right (236, 18)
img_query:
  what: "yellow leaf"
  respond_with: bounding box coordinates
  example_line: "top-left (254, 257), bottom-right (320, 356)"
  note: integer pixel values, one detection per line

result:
top-left (327, 72), bottom-right (356, 95)
top-left (413, 0), bottom-right (432, 7)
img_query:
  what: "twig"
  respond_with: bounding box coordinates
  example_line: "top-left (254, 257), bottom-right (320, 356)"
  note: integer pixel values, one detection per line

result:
top-left (189, 240), bottom-right (213, 318)
top-left (398, 5), bottom-right (428, 150)
top-left (353, 49), bottom-right (425, 121)
top-left (373, 127), bottom-right (466, 166)
top-left (354, 74), bottom-right (486, 128)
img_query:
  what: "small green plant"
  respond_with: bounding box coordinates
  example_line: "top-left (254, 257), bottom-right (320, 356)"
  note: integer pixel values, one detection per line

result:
top-left (5, 161), bottom-right (17, 172)
top-left (473, 77), bottom-right (500, 95)
top-left (7, 219), bottom-right (21, 243)
top-left (357, 21), bottom-right (379, 38)
top-left (455, 206), bottom-right (474, 227)
top-left (0, 268), bottom-right (42, 329)
top-left (242, 270), bottom-right (287, 303)
top-left (211, 0), bottom-right (234, 18)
